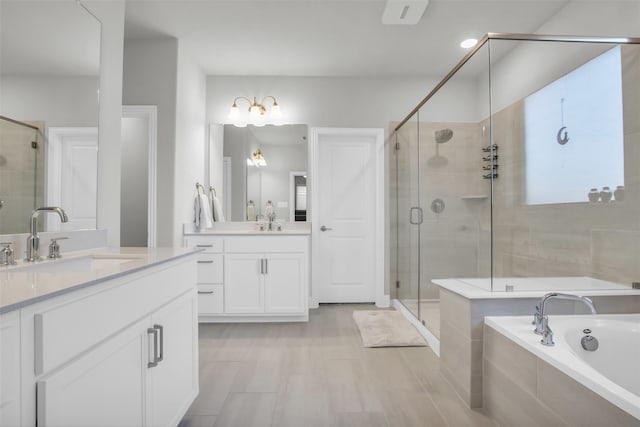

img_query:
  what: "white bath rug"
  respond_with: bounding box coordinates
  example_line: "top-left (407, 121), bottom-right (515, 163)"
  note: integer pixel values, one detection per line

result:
top-left (353, 310), bottom-right (427, 348)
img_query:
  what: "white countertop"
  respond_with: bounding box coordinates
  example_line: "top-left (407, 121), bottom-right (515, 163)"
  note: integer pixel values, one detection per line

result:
top-left (183, 222), bottom-right (311, 236)
top-left (0, 247), bottom-right (201, 314)
top-left (433, 277), bottom-right (640, 299)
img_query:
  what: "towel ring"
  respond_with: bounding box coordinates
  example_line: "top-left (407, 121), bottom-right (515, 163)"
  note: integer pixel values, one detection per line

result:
top-left (195, 182), bottom-right (205, 195)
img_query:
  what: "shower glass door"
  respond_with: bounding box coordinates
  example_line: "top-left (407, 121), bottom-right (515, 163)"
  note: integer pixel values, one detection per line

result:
top-left (394, 111), bottom-right (421, 319)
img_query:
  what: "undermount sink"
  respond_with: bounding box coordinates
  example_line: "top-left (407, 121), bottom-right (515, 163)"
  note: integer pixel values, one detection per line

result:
top-left (9, 255), bottom-right (141, 274)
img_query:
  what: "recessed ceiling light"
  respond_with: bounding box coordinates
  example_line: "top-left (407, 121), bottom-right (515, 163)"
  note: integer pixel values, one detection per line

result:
top-left (460, 38), bottom-right (478, 49)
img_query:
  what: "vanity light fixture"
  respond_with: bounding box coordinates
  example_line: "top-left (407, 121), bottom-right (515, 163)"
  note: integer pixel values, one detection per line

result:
top-left (460, 38), bottom-right (478, 49)
top-left (229, 95), bottom-right (282, 127)
top-left (247, 148), bottom-right (267, 167)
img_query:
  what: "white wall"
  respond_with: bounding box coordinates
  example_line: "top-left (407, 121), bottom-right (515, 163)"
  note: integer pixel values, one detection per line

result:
top-left (174, 44), bottom-right (207, 246)
top-left (476, 0), bottom-right (640, 117)
top-left (83, 0), bottom-right (125, 247)
top-left (0, 76), bottom-right (99, 127)
top-left (123, 38), bottom-right (178, 247)
top-left (205, 76), bottom-right (476, 132)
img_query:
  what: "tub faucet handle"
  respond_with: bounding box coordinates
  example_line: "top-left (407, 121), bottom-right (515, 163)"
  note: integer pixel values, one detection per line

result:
top-left (533, 305), bottom-right (544, 334)
top-left (540, 316), bottom-right (554, 346)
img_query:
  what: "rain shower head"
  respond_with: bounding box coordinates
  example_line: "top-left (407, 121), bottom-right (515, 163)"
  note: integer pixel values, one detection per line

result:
top-left (428, 128), bottom-right (453, 168)
top-left (435, 128), bottom-right (453, 144)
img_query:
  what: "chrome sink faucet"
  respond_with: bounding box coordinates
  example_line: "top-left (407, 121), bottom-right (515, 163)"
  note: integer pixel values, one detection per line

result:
top-left (533, 292), bottom-right (597, 346)
top-left (267, 212), bottom-right (276, 231)
top-left (25, 207), bottom-right (68, 262)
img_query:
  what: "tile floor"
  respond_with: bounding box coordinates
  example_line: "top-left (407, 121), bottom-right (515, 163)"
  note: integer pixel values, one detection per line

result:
top-left (179, 304), bottom-right (498, 427)
top-left (398, 299), bottom-right (441, 339)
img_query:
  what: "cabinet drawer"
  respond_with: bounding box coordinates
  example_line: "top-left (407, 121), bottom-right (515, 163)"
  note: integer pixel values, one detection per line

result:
top-left (197, 284), bottom-right (224, 314)
top-left (185, 236), bottom-right (223, 253)
top-left (33, 259), bottom-right (197, 375)
top-left (197, 253), bottom-right (223, 283)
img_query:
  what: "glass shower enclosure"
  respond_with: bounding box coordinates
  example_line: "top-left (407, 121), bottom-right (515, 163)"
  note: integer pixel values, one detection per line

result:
top-left (391, 34), bottom-right (640, 341)
top-left (0, 116), bottom-right (45, 234)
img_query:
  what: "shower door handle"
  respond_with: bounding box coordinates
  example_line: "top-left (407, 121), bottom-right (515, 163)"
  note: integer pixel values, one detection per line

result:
top-left (409, 207), bottom-right (423, 225)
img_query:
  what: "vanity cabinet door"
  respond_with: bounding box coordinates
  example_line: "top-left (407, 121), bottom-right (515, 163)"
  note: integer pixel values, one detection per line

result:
top-left (264, 253), bottom-right (305, 314)
top-left (36, 318), bottom-right (147, 427)
top-left (224, 253), bottom-right (263, 313)
top-left (0, 312), bottom-right (20, 426)
top-left (147, 290), bottom-right (198, 427)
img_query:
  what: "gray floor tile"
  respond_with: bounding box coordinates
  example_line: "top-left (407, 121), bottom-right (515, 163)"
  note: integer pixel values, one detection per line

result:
top-left (185, 304), bottom-right (499, 427)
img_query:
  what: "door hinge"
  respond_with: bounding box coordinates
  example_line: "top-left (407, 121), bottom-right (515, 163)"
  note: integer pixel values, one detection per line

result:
top-left (396, 280), bottom-right (400, 289)
top-left (395, 142), bottom-right (400, 151)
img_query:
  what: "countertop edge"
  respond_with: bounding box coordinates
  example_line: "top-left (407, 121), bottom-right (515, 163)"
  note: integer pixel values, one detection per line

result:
top-left (0, 248), bottom-right (201, 315)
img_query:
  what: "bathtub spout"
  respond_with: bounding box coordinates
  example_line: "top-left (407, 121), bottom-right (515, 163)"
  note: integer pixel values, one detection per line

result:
top-left (534, 293), bottom-right (597, 346)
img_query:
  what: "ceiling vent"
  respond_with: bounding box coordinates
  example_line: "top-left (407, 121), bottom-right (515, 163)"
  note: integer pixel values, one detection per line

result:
top-left (382, 0), bottom-right (429, 25)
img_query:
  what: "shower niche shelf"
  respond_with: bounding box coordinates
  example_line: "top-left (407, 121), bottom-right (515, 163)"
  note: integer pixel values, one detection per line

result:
top-left (460, 195), bottom-right (489, 200)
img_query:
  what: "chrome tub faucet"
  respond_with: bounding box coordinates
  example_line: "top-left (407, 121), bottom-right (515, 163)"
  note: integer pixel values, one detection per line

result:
top-left (25, 207), bottom-right (68, 262)
top-left (533, 292), bottom-right (597, 346)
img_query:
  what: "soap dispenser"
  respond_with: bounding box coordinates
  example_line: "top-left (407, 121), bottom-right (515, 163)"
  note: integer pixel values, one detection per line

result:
top-left (247, 200), bottom-right (256, 221)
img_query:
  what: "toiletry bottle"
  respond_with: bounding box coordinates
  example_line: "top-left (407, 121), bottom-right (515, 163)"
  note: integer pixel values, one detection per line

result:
top-left (264, 200), bottom-right (274, 220)
top-left (247, 200), bottom-right (255, 221)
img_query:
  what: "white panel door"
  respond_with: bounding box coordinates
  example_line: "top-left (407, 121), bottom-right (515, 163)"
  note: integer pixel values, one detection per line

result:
top-left (315, 130), bottom-right (380, 303)
top-left (47, 127), bottom-right (98, 231)
top-left (264, 253), bottom-right (305, 314)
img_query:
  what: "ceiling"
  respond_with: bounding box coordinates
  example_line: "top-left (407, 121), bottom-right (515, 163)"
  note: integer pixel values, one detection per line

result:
top-left (124, 0), bottom-right (571, 79)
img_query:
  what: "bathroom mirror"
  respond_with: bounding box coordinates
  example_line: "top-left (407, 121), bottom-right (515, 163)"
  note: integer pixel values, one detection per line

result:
top-left (223, 124), bottom-right (308, 222)
top-left (0, 0), bottom-right (101, 234)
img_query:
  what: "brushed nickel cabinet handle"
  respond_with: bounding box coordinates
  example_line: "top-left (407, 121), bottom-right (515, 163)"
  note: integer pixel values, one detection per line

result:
top-left (147, 327), bottom-right (159, 368)
top-left (154, 324), bottom-right (164, 363)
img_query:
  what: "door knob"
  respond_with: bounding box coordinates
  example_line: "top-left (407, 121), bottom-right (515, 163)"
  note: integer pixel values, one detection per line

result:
top-left (320, 225), bottom-right (333, 232)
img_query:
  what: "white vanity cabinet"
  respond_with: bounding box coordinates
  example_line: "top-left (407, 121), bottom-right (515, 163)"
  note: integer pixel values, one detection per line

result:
top-left (0, 311), bottom-right (21, 426)
top-left (225, 252), bottom-right (305, 314)
top-left (184, 236), bottom-right (225, 315)
top-left (18, 255), bottom-right (199, 427)
top-left (184, 233), bottom-right (309, 322)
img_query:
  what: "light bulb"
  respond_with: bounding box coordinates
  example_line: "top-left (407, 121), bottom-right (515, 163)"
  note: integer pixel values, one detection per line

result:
top-left (228, 104), bottom-right (239, 119)
top-left (271, 103), bottom-right (282, 119)
top-left (460, 38), bottom-right (478, 49)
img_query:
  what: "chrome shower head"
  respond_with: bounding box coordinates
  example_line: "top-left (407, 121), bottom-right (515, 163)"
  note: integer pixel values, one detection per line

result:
top-left (435, 128), bottom-right (453, 144)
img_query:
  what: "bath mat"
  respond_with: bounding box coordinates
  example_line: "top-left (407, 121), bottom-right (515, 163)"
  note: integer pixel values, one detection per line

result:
top-left (353, 310), bottom-right (427, 348)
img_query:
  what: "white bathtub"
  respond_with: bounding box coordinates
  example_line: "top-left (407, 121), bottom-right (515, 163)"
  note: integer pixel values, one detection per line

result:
top-left (485, 314), bottom-right (640, 420)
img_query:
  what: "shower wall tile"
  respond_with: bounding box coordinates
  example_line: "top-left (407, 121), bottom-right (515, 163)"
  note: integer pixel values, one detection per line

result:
top-left (591, 229), bottom-right (640, 285)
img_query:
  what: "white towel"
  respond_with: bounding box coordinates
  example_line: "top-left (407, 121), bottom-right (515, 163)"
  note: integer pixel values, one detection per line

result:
top-left (212, 195), bottom-right (225, 222)
top-left (194, 193), bottom-right (213, 229)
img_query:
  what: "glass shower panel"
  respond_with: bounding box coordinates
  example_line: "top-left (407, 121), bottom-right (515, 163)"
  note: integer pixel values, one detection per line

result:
top-left (393, 112), bottom-right (421, 319)
top-left (488, 39), bottom-right (640, 291)
top-left (415, 42), bottom-right (492, 334)
top-left (0, 118), bottom-right (43, 234)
